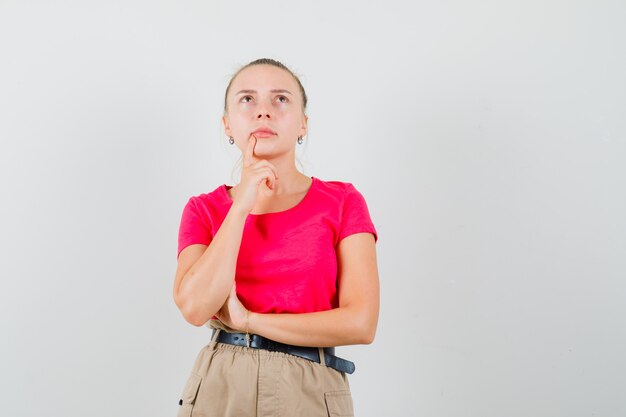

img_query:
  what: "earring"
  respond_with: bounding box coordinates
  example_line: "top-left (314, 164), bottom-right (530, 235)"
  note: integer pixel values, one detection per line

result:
top-left (297, 136), bottom-right (303, 144)
top-left (229, 137), bottom-right (234, 145)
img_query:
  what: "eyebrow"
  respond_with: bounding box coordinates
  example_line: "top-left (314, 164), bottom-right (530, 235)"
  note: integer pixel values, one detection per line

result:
top-left (235, 89), bottom-right (293, 95)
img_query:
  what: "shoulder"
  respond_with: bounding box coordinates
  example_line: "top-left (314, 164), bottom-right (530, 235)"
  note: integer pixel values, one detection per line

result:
top-left (313, 178), bottom-right (370, 209)
top-left (179, 183), bottom-right (231, 234)
top-left (314, 177), bottom-right (362, 197)
top-left (314, 177), bottom-right (377, 243)
top-left (311, 177), bottom-right (373, 219)
top-left (185, 183), bottom-right (229, 208)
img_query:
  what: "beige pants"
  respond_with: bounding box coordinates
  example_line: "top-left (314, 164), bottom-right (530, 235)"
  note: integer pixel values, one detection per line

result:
top-left (177, 328), bottom-right (354, 417)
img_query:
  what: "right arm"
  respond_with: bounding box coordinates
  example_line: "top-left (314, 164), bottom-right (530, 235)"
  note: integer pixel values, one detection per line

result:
top-left (173, 134), bottom-right (278, 326)
top-left (173, 205), bottom-right (248, 327)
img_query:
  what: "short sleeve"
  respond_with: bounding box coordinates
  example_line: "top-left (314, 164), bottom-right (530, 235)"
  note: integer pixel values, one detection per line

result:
top-left (337, 184), bottom-right (378, 244)
top-left (177, 197), bottom-right (213, 259)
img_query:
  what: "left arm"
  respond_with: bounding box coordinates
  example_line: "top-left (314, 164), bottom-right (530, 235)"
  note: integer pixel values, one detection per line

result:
top-left (216, 232), bottom-right (379, 347)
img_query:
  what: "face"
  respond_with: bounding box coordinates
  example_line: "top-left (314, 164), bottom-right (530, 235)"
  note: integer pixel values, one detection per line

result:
top-left (223, 64), bottom-right (308, 158)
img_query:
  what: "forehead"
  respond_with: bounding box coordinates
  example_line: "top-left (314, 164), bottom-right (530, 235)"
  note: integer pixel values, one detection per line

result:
top-left (230, 64), bottom-right (297, 93)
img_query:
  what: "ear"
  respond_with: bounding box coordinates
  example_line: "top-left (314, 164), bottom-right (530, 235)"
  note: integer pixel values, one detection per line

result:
top-left (299, 114), bottom-right (308, 138)
top-left (222, 115), bottom-right (232, 137)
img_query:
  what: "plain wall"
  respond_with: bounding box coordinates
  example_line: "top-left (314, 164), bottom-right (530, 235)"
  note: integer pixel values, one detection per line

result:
top-left (1, 1), bottom-right (625, 416)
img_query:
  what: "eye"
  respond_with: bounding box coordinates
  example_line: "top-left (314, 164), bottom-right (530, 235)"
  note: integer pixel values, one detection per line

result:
top-left (276, 95), bottom-right (288, 103)
top-left (241, 95), bottom-right (253, 103)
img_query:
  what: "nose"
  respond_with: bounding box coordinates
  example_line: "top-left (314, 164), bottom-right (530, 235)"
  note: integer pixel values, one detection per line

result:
top-left (256, 101), bottom-right (272, 119)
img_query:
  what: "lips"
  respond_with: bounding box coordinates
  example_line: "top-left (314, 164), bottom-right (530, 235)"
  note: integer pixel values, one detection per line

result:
top-left (252, 127), bottom-right (277, 137)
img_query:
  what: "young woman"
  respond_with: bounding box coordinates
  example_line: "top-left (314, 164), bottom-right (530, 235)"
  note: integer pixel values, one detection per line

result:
top-left (173, 58), bottom-right (379, 417)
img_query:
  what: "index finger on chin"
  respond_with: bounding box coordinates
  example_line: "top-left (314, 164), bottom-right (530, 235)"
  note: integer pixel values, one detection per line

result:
top-left (243, 134), bottom-right (257, 167)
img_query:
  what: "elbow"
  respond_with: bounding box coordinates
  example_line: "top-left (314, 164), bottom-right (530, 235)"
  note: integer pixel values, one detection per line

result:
top-left (183, 307), bottom-right (207, 327)
top-left (353, 314), bottom-right (378, 345)
top-left (359, 326), bottom-right (377, 345)
top-left (174, 293), bottom-right (212, 327)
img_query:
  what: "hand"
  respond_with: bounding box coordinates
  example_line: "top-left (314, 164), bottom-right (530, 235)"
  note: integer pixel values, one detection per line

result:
top-left (215, 282), bottom-right (249, 332)
top-left (231, 134), bottom-right (279, 215)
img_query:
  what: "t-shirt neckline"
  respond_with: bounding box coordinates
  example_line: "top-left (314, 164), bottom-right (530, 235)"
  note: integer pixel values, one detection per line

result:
top-left (221, 176), bottom-right (317, 216)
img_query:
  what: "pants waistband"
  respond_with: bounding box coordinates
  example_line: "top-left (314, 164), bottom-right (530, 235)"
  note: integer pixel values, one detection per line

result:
top-left (211, 329), bottom-right (356, 374)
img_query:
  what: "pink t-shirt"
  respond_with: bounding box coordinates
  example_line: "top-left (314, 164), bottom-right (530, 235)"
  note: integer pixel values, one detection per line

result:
top-left (177, 176), bottom-right (378, 314)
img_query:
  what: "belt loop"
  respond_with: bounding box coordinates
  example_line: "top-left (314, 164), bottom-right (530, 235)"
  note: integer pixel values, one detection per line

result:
top-left (318, 347), bottom-right (326, 367)
top-left (209, 328), bottom-right (221, 350)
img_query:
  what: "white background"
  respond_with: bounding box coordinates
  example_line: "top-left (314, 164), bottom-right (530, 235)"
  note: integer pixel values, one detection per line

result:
top-left (1, 1), bottom-right (625, 416)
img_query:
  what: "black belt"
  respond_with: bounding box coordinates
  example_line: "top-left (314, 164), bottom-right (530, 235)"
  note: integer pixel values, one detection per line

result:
top-left (212, 329), bottom-right (356, 374)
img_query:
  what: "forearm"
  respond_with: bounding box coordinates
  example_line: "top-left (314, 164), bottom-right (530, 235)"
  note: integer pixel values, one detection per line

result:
top-left (179, 206), bottom-right (248, 326)
top-left (248, 306), bottom-right (378, 347)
